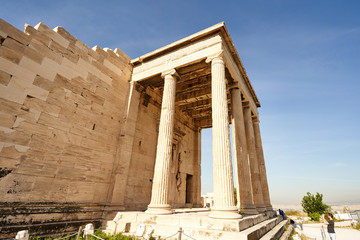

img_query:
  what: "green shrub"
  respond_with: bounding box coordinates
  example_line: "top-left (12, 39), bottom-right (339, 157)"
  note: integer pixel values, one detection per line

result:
top-left (301, 192), bottom-right (329, 216)
top-left (301, 192), bottom-right (331, 221)
top-left (285, 210), bottom-right (307, 217)
top-left (30, 228), bottom-right (141, 240)
top-left (308, 212), bottom-right (320, 221)
top-left (352, 222), bottom-right (360, 231)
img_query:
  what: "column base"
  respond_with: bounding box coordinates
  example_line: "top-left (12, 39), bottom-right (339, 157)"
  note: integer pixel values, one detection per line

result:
top-left (265, 204), bottom-right (273, 211)
top-left (255, 204), bottom-right (267, 213)
top-left (241, 204), bottom-right (259, 215)
top-left (209, 206), bottom-right (242, 219)
top-left (102, 204), bottom-right (126, 220)
top-left (145, 204), bottom-right (173, 215)
top-left (264, 209), bottom-right (276, 218)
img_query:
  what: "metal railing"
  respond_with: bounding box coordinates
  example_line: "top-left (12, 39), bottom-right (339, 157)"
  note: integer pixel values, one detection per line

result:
top-left (15, 224), bottom-right (105, 240)
top-left (163, 227), bottom-right (196, 240)
top-left (15, 225), bottom-right (198, 240)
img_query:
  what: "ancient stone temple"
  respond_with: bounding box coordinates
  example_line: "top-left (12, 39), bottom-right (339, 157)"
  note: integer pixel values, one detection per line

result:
top-left (0, 19), bottom-right (274, 238)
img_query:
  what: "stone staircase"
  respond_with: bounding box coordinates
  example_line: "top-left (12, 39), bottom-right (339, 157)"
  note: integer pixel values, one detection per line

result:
top-left (104, 209), bottom-right (287, 240)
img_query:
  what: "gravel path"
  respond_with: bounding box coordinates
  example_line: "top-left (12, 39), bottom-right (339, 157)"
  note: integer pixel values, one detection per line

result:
top-left (302, 223), bottom-right (360, 240)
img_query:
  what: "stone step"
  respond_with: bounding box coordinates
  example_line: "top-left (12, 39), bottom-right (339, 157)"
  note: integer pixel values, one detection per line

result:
top-left (106, 215), bottom-right (284, 240)
top-left (105, 210), bottom-right (277, 233)
top-left (279, 224), bottom-right (293, 240)
top-left (260, 220), bottom-right (287, 240)
top-left (237, 216), bottom-right (283, 240)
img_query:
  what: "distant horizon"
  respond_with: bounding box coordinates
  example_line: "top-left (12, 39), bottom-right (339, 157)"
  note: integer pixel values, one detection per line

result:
top-left (201, 190), bottom-right (360, 206)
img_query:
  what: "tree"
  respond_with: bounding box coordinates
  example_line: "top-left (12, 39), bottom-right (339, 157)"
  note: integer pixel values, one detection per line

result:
top-left (343, 206), bottom-right (350, 213)
top-left (301, 192), bottom-right (330, 221)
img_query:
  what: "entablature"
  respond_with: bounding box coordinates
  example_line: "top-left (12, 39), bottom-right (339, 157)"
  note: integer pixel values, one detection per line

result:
top-left (130, 22), bottom-right (261, 128)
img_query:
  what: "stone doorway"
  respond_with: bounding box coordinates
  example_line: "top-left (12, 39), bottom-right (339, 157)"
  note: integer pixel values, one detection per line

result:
top-left (186, 174), bottom-right (193, 204)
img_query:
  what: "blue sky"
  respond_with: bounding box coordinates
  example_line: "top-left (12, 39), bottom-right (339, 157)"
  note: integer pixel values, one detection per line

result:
top-left (1, 0), bottom-right (360, 206)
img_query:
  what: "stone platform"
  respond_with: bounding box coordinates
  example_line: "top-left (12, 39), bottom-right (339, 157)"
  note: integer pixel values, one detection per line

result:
top-left (104, 208), bottom-right (285, 240)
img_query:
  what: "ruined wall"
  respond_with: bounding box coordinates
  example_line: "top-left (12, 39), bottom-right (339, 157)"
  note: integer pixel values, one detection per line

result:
top-left (0, 19), bottom-right (132, 237)
top-left (169, 124), bottom-right (199, 208)
top-left (123, 89), bottom-right (159, 210)
top-left (123, 87), bottom-right (202, 210)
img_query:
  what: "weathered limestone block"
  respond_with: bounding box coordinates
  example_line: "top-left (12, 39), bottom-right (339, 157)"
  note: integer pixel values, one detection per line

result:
top-left (0, 84), bottom-right (27, 104)
top-left (92, 45), bottom-right (107, 62)
top-left (24, 24), bottom-right (51, 46)
top-left (54, 26), bottom-right (78, 45)
top-left (15, 120), bottom-right (53, 137)
top-left (34, 22), bottom-right (70, 49)
top-left (0, 112), bottom-right (16, 128)
top-left (0, 69), bottom-right (11, 85)
top-left (8, 76), bottom-right (49, 101)
top-left (28, 38), bottom-right (63, 64)
top-left (20, 56), bottom-right (57, 82)
top-left (49, 40), bottom-right (78, 63)
top-left (32, 75), bottom-right (53, 91)
top-left (23, 95), bottom-right (61, 117)
top-left (0, 128), bottom-right (31, 146)
top-left (115, 48), bottom-right (131, 63)
top-left (105, 48), bottom-right (130, 69)
top-left (37, 112), bottom-right (71, 131)
top-left (3, 37), bottom-right (44, 64)
top-left (0, 57), bottom-right (36, 82)
top-left (0, 18), bottom-right (31, 45)
top-left (0, 45), bottom-right (23, 64)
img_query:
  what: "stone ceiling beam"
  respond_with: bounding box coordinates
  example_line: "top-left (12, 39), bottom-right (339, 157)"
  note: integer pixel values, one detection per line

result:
top-left (176, 99), bottom-right (211, 109)
top-left (176, 76), bottom-right (210, 94)
top-left (175, 87), bottom-right (211, 104)
top-left (177, 67), bottom-right (211, 83)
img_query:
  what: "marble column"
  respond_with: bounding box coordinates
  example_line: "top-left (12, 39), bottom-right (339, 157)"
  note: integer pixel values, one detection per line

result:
top-left (208, 55), bottom-right (242, 219)
top-left (243, 103), bottom-right (267, 213)
top-left (146, 69), bottom-right (177, 215)
top-left (193, 128), bottom-right (202, 207)
top-left (253, 117), bottom-right (272, 211)
top-left (231, 88), bottom-right (258, 215)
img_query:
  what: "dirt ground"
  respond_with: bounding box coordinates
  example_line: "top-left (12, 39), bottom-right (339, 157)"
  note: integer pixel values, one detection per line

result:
top-left (301, 222), bottom-right (360, 240)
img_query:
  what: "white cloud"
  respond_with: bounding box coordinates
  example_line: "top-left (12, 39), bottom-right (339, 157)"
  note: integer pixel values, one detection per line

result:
top-left (331, 162), bottom-right (346, 167)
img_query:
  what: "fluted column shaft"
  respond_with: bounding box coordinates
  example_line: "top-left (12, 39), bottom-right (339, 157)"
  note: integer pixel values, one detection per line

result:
top-left (243, 105), bottom-right (266, 213)
top-left (231, 88), bottom-right (258, 215)
top-left (146, 71), bottom-right (177, 215)
top-left (253, 118), bottom-right (272, 210)
top-left (209, 56), bottom-right (241, 219)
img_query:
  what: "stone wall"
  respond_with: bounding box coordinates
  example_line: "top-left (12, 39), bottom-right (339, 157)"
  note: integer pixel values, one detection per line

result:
top-left (123, 87), bottom-right (202, 210)
top-left (0, 18), bottom-right (202, 238)
top-left (0, 19), bottom-right (132, 237)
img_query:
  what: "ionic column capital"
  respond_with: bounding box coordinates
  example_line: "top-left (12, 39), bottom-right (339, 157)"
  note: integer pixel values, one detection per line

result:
top-left (242, 101), bottom-right (250, 109)
top-left (161, 68), bottom-right (179, 79)
top-left (252, 116), bottom-right (260, 124)
top-left (229, 82), bottom-right (240, 91)
top-left (205, 51), bottom-right (224, 64)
